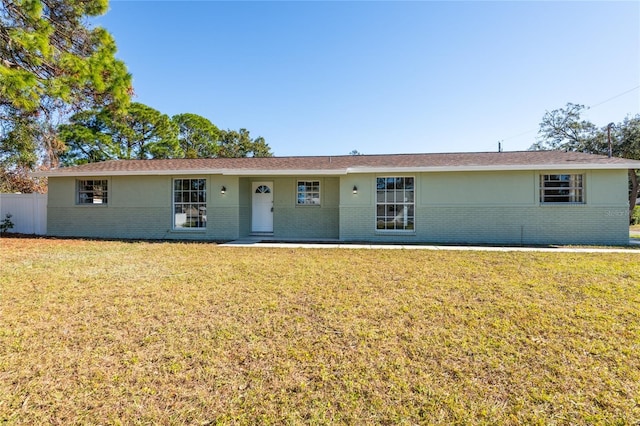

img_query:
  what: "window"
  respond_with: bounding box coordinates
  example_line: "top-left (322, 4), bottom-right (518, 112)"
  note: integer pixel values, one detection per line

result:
top-left (376, 177), bottom-right (414, 231)
top-left (77, 180), bottom-right (108, 205)
top-left (297, 180), bottom-right (320, 205)
top-left (173, 178), bottom-right (207, 229)
top-left (540, 174), bottom-right (584, 203)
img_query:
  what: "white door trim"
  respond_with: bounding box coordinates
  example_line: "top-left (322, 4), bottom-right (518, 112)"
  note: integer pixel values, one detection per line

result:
top-left (251, 181), bottom-right (273, 233)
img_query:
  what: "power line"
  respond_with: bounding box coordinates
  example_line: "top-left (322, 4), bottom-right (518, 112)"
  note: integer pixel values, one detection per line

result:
top-left (500, 85), bottom-right (640, 144)
top-left (501, 128), bottom-right (537, 142)
top-left (587, 85), bottom-right (640, 110)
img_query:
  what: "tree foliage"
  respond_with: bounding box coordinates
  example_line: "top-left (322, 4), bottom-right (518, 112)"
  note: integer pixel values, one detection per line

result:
top-left (532, 103), bottom-right (640, 221)
top-left (530, 104), bottom-right (600, 152)
top-left (0, 0), bottom-right (132, 191)
top-left (59, 107), bottom-right (273, 164)
top-left (0, 0), bottom-right (272, 189)
top-left (173, 113), bottom-right (219, 159)
top-left (0, 112), bottom-right (51, 192)
top-left (0, 0), bottom-right (131, 117)
top-left (59, 103), bottom-right (179, 164)
top-left (0, 115), bottom-right (37, 167)
top-left (218, 128), bottom-right (273, 158)
top-left (116, 103), bottom-right (178, 160)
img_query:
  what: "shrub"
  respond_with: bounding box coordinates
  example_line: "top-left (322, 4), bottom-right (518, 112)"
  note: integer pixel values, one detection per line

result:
top-left (632, 206), bottom-right (640, 225)
top-left (0, 213), bottom-right (14, 234)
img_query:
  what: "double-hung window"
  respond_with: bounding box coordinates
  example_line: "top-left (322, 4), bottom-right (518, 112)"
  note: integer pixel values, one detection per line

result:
top-left (540, 174), bottom-right (584, 204)
top-left (376, 177), bottom-right (414, 231)
top-left (77, 179), bottom-right (108, 205)
top-left (173, 178), bottom-right (207, 229)
top-left (297, 180), bottom-right (320, 205)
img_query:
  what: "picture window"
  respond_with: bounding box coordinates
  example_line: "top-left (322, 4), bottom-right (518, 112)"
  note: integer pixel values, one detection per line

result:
top-left (376, 177), bottom-right (414, 231)
top-left (173, 178), bottom-right (207, 229)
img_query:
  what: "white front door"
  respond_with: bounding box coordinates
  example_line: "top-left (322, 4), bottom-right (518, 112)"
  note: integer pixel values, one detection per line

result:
top-left (252, 181), bottom-right (273, 233)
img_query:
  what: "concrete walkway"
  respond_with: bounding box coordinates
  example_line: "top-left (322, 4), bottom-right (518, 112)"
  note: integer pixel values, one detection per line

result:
top-left (222, 237), bottom-right (640, 253)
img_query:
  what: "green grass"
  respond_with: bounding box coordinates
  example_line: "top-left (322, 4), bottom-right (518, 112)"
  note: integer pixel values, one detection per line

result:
top-left (1, 238), bottom-right (639, 424)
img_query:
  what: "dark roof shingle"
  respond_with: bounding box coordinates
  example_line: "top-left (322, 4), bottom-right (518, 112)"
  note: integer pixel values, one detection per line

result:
top-left (36, 151), bottom-right (640, 177)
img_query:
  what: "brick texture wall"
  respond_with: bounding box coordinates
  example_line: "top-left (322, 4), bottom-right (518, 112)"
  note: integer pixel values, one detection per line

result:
top-left (339, 205), bottom-right (629, 245)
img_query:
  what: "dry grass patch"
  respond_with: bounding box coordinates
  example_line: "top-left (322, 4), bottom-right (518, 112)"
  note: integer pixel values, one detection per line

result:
top-left (1, 238), bottom-right (639, 424)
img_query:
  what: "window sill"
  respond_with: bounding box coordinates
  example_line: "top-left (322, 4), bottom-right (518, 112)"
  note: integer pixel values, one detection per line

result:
top-left (375, 230), bottom-right (416, 235)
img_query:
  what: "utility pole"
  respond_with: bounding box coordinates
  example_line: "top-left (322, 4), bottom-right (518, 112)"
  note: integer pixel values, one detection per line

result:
top-left (607, 122), bottom-right (614, 158)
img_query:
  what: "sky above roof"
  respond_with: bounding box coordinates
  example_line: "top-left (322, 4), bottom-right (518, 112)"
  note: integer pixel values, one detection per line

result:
top-left (97, 1), bottom-right (640, 156)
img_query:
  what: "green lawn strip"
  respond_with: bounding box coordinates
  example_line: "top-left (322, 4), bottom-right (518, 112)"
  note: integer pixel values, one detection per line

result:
top-left (1, 239), bottom-right (639, 424)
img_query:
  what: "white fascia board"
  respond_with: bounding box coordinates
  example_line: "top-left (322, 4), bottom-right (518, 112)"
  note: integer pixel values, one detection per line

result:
top-left (345, 163), bottom-right (640, 173)
top-left (221, 169), bottom-right (348, 176)
top-left (32, 169), bottom-right (223, 177)
top-left (35, 168), bottom-right (350, 178)
top-left (33, 163), bottom-right (640, 178)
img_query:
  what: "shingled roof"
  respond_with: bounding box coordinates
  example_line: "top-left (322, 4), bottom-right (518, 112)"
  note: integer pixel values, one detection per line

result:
top-left (35, 151), bottom-right (640, 177)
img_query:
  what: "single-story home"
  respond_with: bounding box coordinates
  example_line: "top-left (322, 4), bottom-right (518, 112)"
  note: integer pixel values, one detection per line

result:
top-left (35, 150), bottom-right (640, 245)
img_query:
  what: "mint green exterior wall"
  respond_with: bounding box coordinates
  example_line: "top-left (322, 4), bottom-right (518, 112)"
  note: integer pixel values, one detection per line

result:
top-left (237, 176), bottom-right (339, 239)
top-left (273, 177), bottom-right (339, 239)
top-left (238, 177), bottom-right (252, 237)
top-left (340, 170), bottom-right (630, 245)
top-left (47, 175), bottom-right (340, 241)
top-left (47, 175), bottom-right (241, 241)
top-left (47, 169), bottom-right (630, 244)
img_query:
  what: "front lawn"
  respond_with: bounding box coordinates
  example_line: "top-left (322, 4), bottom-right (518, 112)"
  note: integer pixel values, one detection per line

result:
top-left (1, 239), bottom-right (639, 424)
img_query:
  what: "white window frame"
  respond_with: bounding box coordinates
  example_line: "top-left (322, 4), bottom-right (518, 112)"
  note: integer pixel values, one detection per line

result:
top-left (76, 179), bottom-right (108, 205)
top-left (540, 174), bottom-right (585, 204)
top-left (375, 176), bottom-right (415, 232)
top-left (173, 178), bottom-right (207, 230)
top-left (296, 180), bottom-right (321, 206)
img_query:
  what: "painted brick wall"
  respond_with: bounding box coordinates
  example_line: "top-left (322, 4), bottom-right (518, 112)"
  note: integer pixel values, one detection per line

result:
top-left (339, 167), bottom-right (631, 245)
top-left (273, 176), bottom-right (340, 239)
top-left (47, 168), bottom-right (631, 245)
top-left (339, 205), bottom-right (629, 245)
top-left (47, 176), bottom-right (241, 241)
top-left (238, 178), bottom-right (252, 237)
top-left (47, 205), bottom-right (241, 241)
top-left (48, 206), bottom-right (172, 239)
top-left (274, 206), bottom-right (339, 239)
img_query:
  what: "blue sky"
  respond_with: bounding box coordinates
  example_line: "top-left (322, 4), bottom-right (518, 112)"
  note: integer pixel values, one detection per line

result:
top-left (98, 1), bottom-right (640, 156)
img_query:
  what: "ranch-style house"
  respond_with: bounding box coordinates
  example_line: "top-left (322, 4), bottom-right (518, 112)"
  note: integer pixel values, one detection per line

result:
top-left (36, 150), bottom-right (640, 245)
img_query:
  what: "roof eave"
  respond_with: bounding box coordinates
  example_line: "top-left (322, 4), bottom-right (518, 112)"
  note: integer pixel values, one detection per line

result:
top-left (222, 169), bottom-right (348, 176)
top-left (32, 162), bottom-right (640, 178)
top-left (346, 163), bottom-right (640, 173)
top-left (33, 168), bottom-right (350, 177)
